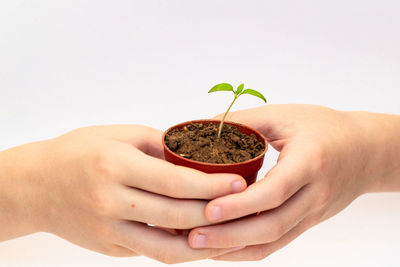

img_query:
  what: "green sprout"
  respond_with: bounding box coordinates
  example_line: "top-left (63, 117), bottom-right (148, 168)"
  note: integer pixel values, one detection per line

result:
top-left (208, 83), bottom-right (266, 138)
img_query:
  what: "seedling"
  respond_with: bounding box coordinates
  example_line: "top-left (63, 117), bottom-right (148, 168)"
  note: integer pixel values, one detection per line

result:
top-left (208, 83), bottom-right (266, 138)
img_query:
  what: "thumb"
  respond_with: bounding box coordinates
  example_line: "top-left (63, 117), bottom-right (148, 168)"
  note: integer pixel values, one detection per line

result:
top-left (104, 124), bottom-right (165, 160)
top-left (132, 126), bottom-right (165, 160)
top-left (203, 150), bottom-right (309, 223)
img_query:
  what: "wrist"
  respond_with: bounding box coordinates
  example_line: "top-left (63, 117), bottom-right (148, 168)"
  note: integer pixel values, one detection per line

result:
top-left (0, 141), bottom-right (49, 240)
top-left (349, 111), bottom-right (400, 193)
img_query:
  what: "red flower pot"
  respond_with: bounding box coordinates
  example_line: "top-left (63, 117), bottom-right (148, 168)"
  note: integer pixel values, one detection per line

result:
top-left (162, 120), bottom-right (267, 185)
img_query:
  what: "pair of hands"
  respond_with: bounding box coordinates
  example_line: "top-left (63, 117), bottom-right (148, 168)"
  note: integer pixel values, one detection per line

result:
top-left (1, 105), bottom-right (399, 263)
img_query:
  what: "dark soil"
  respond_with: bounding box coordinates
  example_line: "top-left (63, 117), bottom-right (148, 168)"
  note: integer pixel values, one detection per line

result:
top-left (165, 122), bottom-right (265, 164)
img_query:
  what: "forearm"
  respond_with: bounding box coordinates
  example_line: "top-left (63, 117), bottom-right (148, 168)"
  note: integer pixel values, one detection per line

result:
top-left (350, 111), bottom-right (400, 192)
top-left (0, 142), bottom-right (46, 241)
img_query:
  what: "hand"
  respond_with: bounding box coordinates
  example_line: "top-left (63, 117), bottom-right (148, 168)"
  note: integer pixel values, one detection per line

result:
top-left (187, 104), bottom-right (400, 261)
top-left (0, 125), bottom-right (247, 264)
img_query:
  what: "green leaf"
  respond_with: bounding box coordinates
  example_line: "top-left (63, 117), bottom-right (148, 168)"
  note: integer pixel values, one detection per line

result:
top-left (241, 89), bottom-right (267, 103)
top-left (208, 83), bottom-right (234, 93)
top-left (236, 83), bottom-right (244, 94)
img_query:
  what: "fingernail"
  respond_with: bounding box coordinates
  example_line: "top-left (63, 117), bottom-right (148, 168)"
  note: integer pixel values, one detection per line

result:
top-left (231, 180), bottom-right (245, 193)
top-left (193, 234), bottom-right (207, 248)
top-left (227, 246), bottom-right (246, 253)
top-left (209, 205), bottom-right (223, 221)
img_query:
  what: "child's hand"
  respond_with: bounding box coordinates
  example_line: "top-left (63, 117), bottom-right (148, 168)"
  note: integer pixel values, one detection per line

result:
top-left (0, 125), bottom-right (246, 263)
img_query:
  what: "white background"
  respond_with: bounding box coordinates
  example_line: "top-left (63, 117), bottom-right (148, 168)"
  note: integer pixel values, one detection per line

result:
top-left (0, 0), bottom-right (399, 266)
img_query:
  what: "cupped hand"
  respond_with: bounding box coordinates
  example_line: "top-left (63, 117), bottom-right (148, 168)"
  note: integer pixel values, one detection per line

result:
top-left (0, 125), bottom-right (246, 264)
top-left (187, 104), bottom-right (400, 261)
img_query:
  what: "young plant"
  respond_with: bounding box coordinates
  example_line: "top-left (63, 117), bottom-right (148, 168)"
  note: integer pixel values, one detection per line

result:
top-left (208, 83), bottom-right (267, 138)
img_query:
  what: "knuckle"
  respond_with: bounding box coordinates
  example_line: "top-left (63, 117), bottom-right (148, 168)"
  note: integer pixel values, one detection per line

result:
top-left (259, 219), bottom-right (285, 243)
top-left (310, 210), bottom-right (326, 224)
top-left (203, 232), bottom-right (236, 248)
top-left (92, 145), bottom-right (119, 179)
top-left (88, 188), bottom-right (115, 217)
top-left (314, 187), bottom-right (330, 209)
top-left (202, 181), bottom-right (220, 199)
top-left (192, 173), bottom-right (225, 199)
top-left (269, 221), bottom-right (287, 242)
top-left (309, 144), bottom-right (330, 174)
top-left (166, 207), bottom-right (189, 229)
top-left (270, 183), bottom-right (291, 208)
top-left (219, 236), bottom-right (237, 248)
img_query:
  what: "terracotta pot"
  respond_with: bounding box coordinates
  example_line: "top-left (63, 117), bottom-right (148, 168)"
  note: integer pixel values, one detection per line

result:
top-left (162, 119), bottom-right (267, 185)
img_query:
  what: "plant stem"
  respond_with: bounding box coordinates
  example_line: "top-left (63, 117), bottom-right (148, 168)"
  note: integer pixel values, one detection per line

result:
top-left (218, 94), bottom-right (238, 138)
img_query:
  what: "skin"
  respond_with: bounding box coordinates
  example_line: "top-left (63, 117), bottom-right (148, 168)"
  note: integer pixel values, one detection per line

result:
top-left (0, 125), bottom-right (247, 264)
top-left (187, 104), bottom-right (400, 261)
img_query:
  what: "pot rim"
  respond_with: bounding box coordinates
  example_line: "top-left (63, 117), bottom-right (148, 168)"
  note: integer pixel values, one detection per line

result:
top-left (162, 119), bottom-right (268, 167)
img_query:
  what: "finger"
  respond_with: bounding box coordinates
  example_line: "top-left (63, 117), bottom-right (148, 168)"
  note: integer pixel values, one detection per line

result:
top-left (204, 154), bottom-right (310, 223)
top-left (114, 220), bottom-right (245, 264)
top-left (75, 125), bottom-right (165, 159)
top-left (212, 105), bottom-right (295, 146)
top-left (117, 145), bottom-right (247, 199)
top-left (130, 125), bottom-right (165, 159)
top-left (115, 185), bottom-right (209, 229)
top-left (114, 125), bottom-right (165, 159)
top-left (211, 216), bottom-right (316, 261)
top-left (212, 106), bottom-right (272, 129)
top-left (188, 184), bottom-right (314, 248)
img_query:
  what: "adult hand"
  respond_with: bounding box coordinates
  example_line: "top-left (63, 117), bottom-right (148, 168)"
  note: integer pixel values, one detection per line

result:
top-left (188, 104), bottom-right (400, 261)
top-left (0, 125), bottom-right (247, 264)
